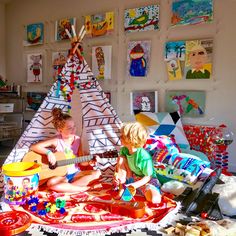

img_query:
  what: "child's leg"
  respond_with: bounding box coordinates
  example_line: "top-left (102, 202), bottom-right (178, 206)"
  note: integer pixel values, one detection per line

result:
top-left (47, 176), bottom-right (89, 193)
top-left (72, 169), bottom-right (101, 186)
top-left (144, 185), bottom-right (162, 204)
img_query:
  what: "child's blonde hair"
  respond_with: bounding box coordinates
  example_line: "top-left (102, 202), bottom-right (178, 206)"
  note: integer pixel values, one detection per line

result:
top-left (120, 122), bottom-right (149, 148)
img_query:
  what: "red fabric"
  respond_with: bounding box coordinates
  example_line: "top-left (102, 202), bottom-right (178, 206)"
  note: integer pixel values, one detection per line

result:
top-left (183, 124), bottom-right (223, 166)
top-left (11, 183), bottom-right (176, 233)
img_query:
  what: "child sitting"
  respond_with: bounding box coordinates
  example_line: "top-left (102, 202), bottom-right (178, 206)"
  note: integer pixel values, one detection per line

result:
top-left (113, 122), bottom-right (162, 204)
top-left (30, 108), bottom-right (101, 193)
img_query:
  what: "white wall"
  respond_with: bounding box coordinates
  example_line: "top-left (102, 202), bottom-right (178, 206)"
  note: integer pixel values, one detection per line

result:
top-left (0, 3), bottom-right (6, 79)
top-left (3, 0), bottom-right (236, 171)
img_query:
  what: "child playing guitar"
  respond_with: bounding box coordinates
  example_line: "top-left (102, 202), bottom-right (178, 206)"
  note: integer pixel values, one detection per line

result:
top-left (30, 108), bottom-right (101, 193)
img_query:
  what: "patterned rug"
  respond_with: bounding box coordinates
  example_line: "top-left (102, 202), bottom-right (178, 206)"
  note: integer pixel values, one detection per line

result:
top-left (8, 183), bottom-right (177, 236)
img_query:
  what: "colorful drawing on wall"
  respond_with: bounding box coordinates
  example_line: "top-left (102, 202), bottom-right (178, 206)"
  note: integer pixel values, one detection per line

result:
top-left (127, 41), bottom-right (151, 77)
top-left (26, 23), bottom-right (44, 46)
top-left (130, 90), bottom-right (158, 114)
top-left (124, 5), bottom-right (159, 33)
top-left (164, 39), bottom-right (213, 80)
top-left (165, 41), bottom-right (185, 80)
top-left (185, 39), bottom-right (213, 79)
top-left (26, 92), bottom-right (47, 111)
top-left (104, 91), bottom-right (111, 103)
top-left (52, 51), bottom-right (68, 81)
top-left (171, 0), bottom-right (213, 27)
top-left (27, 53), bottom-right (43, 83)
top-left (165, 90), bottom-right (206, 117)
top-left (55, 17), bottom-right (76, 41)
top-left (85, 11), bottom-right (114, 37)
top-left (92, 45), bottom-right (112, 80)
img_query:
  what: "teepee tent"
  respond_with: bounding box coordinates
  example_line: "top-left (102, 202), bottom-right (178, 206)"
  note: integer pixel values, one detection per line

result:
top-left (4, 28), bottom-right (122, 165)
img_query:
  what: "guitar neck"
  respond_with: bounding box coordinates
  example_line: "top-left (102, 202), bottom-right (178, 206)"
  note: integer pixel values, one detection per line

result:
top-left (56, 155), bottom-right (93, 167)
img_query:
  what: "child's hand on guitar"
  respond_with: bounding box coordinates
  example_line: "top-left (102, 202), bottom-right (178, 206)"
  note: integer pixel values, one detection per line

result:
top-left (47, 151), bottom-right (57, 165)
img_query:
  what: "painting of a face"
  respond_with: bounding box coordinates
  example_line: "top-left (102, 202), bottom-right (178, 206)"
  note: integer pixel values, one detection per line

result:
top-left (189, 46), bottom-right (208, 70)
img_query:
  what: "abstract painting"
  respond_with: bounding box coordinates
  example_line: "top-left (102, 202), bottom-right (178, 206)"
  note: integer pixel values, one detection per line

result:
top-left (26, 23), bottom-right (44, 46)
top-left (124, 5), bottom-right (159, 33)
top-left (92, 45), bottom-right (112, 80)
top-left (165, 90), bottom-right (206, 117)
top-left (127, 41), bottom-right (151, 77)
top-left (171, 0), bottom-right (213, 26)
top-left (130, 90), bottom-right (158, 114)
top-left (85, 11), bottom-right (114, 37)
top-left (55, 17), bottom-right (76, 41)
top-left (27, 53), bottom-right (43, 83)
top-left (26, 92), bottom-right (47, 111)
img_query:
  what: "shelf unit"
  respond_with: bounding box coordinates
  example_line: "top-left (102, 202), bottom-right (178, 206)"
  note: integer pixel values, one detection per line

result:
top-left (0, 94), bottom-right (24, 144)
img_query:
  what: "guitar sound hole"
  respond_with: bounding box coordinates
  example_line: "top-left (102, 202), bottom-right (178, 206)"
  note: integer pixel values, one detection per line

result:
top-left (49, 163), bottom-right (57, 170)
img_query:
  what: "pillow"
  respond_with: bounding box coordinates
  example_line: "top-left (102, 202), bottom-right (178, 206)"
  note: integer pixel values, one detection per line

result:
top-left (154, 152), bottom-right (210, 185)
top-left (144, 134), bottom-right (180, 162)
top-left (154, 162), bottom-right (201, 185)
top-left (135, 111), bottom-right (190, 149)
top-left (180, 147), bottom-right (209, 163)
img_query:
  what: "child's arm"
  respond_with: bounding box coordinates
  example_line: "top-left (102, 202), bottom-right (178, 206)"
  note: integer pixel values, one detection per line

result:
top-left (114, 156), bottom-right (132, 185)
top-left (30, 138), bottom-right (57, 165)
top-left (126, 175), bottom-right (151, 189)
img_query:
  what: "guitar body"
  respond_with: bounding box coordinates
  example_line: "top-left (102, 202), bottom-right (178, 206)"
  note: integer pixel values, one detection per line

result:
top-left (22, 150), bottom-right (118, 184)
top-left (22, 151), bottom-right (71, 181)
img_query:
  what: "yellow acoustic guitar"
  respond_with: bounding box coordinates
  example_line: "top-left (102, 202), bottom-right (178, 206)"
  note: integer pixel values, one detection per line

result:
top-left (22, 150), bottom-right (118, 183)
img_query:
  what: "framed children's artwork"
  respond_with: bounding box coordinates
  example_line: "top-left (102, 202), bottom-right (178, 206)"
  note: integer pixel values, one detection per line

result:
top-left (26, 92), bottom-right (47, 111)
top-left (27, 53), bottom-right (43, 83)
top-left (165, 90), bottom-right (206, 117)
top-left (124, 5), bottom-right (159, 33)
top-left (85, 11), bottom-right (114, 37)
top-left (164, 38), bottom-right (213, 80)
top-left (92, 45), bottom-right (112, 80)
top-left (171, 0), bottom-right (213, 27)
top-left (130, 91), bottom-right (158, 114)
top-left (26, 23), bottom-right (44, 46)
top-left (55, 17), bottom-right (76, 41)
top-left (52, 51), bottom-right (68, 81)
top-left (185, 39), bottom-right (213, 79)
top-left (127, 41), bottom-right (151, 77)
top-left (104, 91), bottom-right (111, 103)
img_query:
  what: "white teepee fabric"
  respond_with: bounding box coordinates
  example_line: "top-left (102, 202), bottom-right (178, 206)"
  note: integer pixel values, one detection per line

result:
top-left (4, 53), bottom-right (122, 164)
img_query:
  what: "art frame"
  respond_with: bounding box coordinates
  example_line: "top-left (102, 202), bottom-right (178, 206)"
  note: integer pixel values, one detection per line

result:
top-left (92, 45), bottom-right (112, 80)
top-left (127, 40), bottom-right (151, 77)
top-left (171, 0), bottom-right (213, 27)
top-left (85, 11), bottom-right (114, 37)
top-left (52, 51), bottom-right (68, 81)
top-left (165, 90), bottom-right (206, 117)
top-left (164, 38), bottom-right (213, 80)
top-left (130, 90), bottom-right (158, 115)
top-left (26, 22), bottom-right (44, 46)
top-left (26, 92), bottom-right (47, 111)
top-left (124, 5), bottom-right (159, 33)
top-left (27, 53), bottom-right (43, 83)
top-left (55, 17), bottom-right (76, 41)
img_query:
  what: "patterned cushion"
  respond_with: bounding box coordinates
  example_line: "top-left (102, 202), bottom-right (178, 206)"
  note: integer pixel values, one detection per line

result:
top-left (135, 111), bottom-right (190, 148)
top-left (154, 152), bottom-right (211, 185)
top-left (144, 134), bottom-right (180, 162)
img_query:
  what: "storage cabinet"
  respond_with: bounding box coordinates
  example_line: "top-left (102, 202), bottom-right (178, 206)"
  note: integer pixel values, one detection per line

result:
top-left (0, 95), bottom-right (24, 142)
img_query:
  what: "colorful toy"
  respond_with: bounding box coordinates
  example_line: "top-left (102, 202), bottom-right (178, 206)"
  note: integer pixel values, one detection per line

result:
top-left (0, 211), bottom-right (31, 235)
top-left (2, 162), bottom-right (41, 205)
